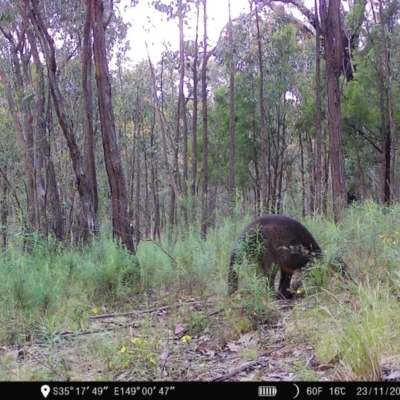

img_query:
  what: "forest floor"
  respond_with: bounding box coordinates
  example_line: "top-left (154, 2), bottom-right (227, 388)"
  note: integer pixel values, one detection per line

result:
top-left (2, 294), bottom-right (400, 382)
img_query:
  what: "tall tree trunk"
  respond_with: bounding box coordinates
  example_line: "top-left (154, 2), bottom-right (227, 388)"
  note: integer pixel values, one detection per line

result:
top-left (1, 167), bottom-right (8, 247)
top-left (200, 0), bottom-right (209, 238)
top-left (255, 7), bottom-right (268, 211)
top-left (91, 0), bottom-right (134, 252)
top-left (135, 129), bottom-right (141, 246)
top-left (178, 0), bottom-right (189, 199)
top-left (314, 0), bottom-right (323, 214)
top-left (355, 133), bottom-right (366, 199)
top-left (370, 1), bottom-right (391, 204)
top-left (319, 0), bottom-right (347, 221)
top-left (377, 0), bottom-right (397, 201)
top-left (228, 0), bottom-right (235, 200)
top-left (299, 133), bottom-right (306, 218)
top-left (143, 129), bottom-right (150, 238)
top-left (191, 1), bottom-right (200, 203)
top-left (150, 116), bottom-right (161, 241)
top-left (307, 133), bottom-right (315, 213)
top-left (82, 1), bottom-right (99, 214)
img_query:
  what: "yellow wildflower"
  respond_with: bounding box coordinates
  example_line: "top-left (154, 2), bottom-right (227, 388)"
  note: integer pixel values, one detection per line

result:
top-left (182, 335), bottom-right (192, 343)
top-left (149, 357), bottom-right (157, 365)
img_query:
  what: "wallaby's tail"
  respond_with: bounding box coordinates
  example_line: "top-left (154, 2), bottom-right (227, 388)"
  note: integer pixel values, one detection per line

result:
top-left (228, 250), bottom-right (239, 296)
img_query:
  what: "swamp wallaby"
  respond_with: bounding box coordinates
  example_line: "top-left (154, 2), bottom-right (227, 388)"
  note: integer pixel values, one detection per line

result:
top-left (228, 215), bottom-right (348, 299)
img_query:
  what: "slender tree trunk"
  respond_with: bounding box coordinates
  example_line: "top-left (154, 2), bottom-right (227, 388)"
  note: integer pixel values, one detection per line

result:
top-left (314, 0), bottom-right (323, 213)
top-left (307, 133), bottom-right (315, 213)
top-left (228, 0), bottom-right (235, 200)
top-left (200, 0), bottom-right (209, 238)
top-left (178, 0), bottom-right (189, 199)
top-left (1, 168), bottom-right (8, 247)
top-left (82, 1), bottom-right (99, 214)
top-left (91, 0), bottom-right (134, 252)
top-left (150, 118), bottom-right (161, 241)
top-left (135, 129), bottom-right (141, 246)
top-left (355, 133), bottom-right (366, 199)
top-left (255, 7), bottom-right (267, 211)
top-left (191, 2), bottom-right (200, 201)
top-left (143, 131), bottom-right (150, 238)
top-left (377, 0), bottom-right (397, 201)
top-left (299, 133), bottom-right (306, 218)
top-left (319, 0), bottom-right (347, 221)
top-left (370, 1), bottom-right (391, 204)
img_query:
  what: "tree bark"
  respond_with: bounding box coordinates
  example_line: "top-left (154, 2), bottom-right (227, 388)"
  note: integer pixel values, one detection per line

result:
top-left (369, 1), bottom-right (391, 204)
top-left (82, 1), bottom-right (99, 214)
top-left (91, 0), bottom-right (135, 253)
top-left (200, 0), bottom-right (209, 238)
top-left (377, 0), bottom-right (397, 201)
top-left (1, 167), bottom-right (8, 247)
top-left (178, 0), bottom-right (189, 199)
top-left (255, 6), bottom-right (268, 211)
top-left (228, 0), bottom-right (236, 200)
top-left (319, 0), bottom-right (347, 221)
top-left (191, 1), bottom-right (200, 202)
top-left (314, 0), bottom-right (323, 214)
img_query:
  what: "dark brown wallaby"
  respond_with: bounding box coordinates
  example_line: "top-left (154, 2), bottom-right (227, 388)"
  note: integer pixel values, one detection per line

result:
top-left (228, 215), bottom-right (348, 299)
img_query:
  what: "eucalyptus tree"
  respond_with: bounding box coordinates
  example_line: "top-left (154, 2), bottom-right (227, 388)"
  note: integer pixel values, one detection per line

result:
top-left (90, 0), bottom-right (135, 253)
top-left (200, 0), bottom-right (209, 237)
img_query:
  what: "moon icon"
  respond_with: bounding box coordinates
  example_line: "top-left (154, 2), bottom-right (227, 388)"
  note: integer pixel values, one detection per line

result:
top-left (293, 383), bottom-right (300, 399)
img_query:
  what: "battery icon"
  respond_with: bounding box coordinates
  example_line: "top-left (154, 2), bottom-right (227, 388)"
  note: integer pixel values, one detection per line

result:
top-left (258, 386), bottom-right (277, 397)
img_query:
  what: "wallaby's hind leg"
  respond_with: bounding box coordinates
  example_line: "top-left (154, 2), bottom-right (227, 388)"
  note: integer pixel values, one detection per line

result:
top-left (260, 252), bottom-right (278, 293)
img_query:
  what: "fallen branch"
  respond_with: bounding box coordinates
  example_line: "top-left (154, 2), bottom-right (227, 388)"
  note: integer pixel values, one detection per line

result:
top-left (210, 346), bottom-right (285, 382)
top-left (90, 300), bottom-right (214, 320)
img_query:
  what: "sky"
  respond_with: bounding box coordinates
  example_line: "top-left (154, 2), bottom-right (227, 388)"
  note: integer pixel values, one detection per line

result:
top-left (117, 0), bottom-right (250, 65)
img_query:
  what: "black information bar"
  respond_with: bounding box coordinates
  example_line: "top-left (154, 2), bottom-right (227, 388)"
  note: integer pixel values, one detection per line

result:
top-left (2, 382), bottom-right (400, 399)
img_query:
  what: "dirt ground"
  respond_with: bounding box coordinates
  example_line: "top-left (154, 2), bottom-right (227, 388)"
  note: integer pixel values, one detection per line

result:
top-left (2, 298), bottom-right (400, 382)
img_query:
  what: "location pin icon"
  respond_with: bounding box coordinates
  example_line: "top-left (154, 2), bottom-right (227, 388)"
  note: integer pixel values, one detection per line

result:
top-left (41, 385), bottom-right (50, 398)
